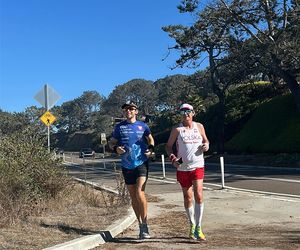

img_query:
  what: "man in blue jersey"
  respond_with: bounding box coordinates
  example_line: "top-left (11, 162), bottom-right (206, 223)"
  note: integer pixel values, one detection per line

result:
top-left (109, 101), bottom-right (155, 239)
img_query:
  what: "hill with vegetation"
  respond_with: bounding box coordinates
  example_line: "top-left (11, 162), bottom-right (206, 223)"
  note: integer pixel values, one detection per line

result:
top-left (226, 94), bottom-right (300, 153)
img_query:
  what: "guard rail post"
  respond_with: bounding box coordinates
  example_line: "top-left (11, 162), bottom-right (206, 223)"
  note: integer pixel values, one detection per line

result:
top-left (161, 154), bottom-right (166, 179)
top-left (220, 156), bottom-right (225, 189)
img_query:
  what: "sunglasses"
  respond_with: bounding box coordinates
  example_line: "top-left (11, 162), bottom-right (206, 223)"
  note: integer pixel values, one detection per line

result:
top-left (123, 107), bottom-right (136, 111)
top-left (180, 110), bottom-right (193, 115)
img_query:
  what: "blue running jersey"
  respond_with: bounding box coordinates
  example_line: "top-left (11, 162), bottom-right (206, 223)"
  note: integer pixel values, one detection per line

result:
top-left (112, 120), bottom-right (151, 169)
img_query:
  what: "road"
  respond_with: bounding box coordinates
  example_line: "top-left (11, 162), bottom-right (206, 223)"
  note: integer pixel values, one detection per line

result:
top-left (62, 154), bottom-right (300, 197)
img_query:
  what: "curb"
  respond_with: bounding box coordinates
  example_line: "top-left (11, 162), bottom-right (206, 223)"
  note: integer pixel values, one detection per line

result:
top-left (43, 178), bottom-right (136, 250)
top-left (44, 234), bottom-right (105, 250)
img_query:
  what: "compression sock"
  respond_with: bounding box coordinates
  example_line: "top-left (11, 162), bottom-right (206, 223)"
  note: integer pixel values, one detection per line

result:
top-left (195, 202), bottom-right (204, 227)
top-left (185, 206), bottom-right (195, 226)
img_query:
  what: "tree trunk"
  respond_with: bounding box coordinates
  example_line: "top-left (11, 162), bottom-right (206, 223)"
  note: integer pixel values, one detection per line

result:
top-left (208, 48), bottom-right (225, 153)
top-left (271, 54), bottom-right (300, 114)
top-left (283, 74), bottom-right (300, 115)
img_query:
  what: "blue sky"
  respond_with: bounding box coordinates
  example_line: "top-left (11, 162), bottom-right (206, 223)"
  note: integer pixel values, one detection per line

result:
top-left (0, 0), bottom-right (203, 113)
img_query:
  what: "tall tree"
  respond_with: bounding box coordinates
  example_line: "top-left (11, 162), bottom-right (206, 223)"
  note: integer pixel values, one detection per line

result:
top-left (154, 74), bottom-right (197, 111)
top-left (103, 79), bottom-right (157, 117)
top-left (163, 0), bottom-right (300, 151)
top-left (163, 1), bottom-right (243, 152)
top-left (54, 90), bottom-right (104, 134)
top-left (0, 110), bottom-right (34, 136)
top-left (23, 105), bottom-right (44, 127)
top-left (178, 0), bottom-right (300, 112)
top-left (79, 91), bottom-right (104, 113)
top-left (218, 0), bottom-right (300, 113)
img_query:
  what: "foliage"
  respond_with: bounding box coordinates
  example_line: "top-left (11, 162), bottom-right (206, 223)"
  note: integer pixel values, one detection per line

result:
top-left (163, 1), bottom-right (255, 152)
top-left (0, 110), bottom-right (31, 135)
top-left (93, 114), bottom-right (114, 137)
top-left (225, 82), bottom-right (288, 123)
top-left (0, 127), bottom-right (70, 225)
top-left (103, 79), bottom-right (157, 117)
top-left (163, 0), bottom-right (300, 151)
top-left (219, 0), bottom-right (300, 112)
top-left (154, 143), bottom-right (167, 157)
top-left (187, 69), bottom-right (213, 98)
top-left (226, 94), bottom-right (300, 153)
top-left (55, 90), bottom-right (104, 134)
top-left (151, 111), bottom-right (181, 133)
top-left (194, 81), bottom-right (288, 151)
top-left (154, 74), bottom-right (196, 111)
top-left (195, 102), bottom-right (221, 152)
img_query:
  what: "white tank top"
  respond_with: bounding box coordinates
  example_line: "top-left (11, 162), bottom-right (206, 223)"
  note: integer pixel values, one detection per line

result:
top-left (176, 122), bottom-right (204, 171)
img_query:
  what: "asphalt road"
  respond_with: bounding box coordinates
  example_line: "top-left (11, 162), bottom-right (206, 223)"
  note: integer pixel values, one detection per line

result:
top-left (63, 154), bottom-right (300, 197)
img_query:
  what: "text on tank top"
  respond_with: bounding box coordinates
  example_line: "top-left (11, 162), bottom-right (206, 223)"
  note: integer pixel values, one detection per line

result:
top-left (176, 122), bottom-right (204, 171)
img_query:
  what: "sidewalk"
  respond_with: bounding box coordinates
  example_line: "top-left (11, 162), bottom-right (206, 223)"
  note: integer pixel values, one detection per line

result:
top-left (96, 185), bottom-right (300, 250)
top-left (45, 174), bottom-right (300, 250)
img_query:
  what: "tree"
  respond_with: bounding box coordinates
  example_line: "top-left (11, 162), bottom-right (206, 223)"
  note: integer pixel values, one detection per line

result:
top-left (163, 1), bottom-right (244, 152)
top-left (102, 79), bottom-right (157, 117)
top-left (93, 114), bottom-right (114, 136)
top-left (54, 90), bottom-right (104, 134)
top-left (0, 110), bottom-right (31, 135)
top-left (217, 0), bottom-right (300, 112)
top-left (154, 74), bottom-right (197, 111)
top-left (80, 91), bottom-right (104, 113)
top-left (163, 0), bottom-right (300, 152)
top-left (23, 106), bottom-right (46, 129)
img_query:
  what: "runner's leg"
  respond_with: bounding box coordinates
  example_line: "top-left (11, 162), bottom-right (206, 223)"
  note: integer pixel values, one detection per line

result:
top-left (193, 178), bottom-right (206, 240)
top-left (127, 184), bottom-right (141, 224)
top-left (136, 176), bottom-right (148, 223)
top-left (193, 177), bottom-right (204, 226)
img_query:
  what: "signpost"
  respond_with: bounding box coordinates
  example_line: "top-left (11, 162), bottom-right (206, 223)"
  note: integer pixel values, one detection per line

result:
top-left (34, 84), bottom-right (60, 110)
top-left (34, 84), bottom-right (60, 152)
top-left (40, 111), bottom-right (57, 152)
top-left (100, 133), bottom-right (107, 145)
top-left (100, 133), bottom-right (107, 168)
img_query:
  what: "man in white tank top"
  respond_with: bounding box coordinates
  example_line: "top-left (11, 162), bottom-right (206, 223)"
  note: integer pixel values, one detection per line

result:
top-left (166, 103), bottom-right (209, 241)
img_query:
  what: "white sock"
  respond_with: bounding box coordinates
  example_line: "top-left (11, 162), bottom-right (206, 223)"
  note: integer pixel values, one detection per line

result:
top-left (195, 203), bottom-right (204, 227)
top-left (185, 206), bottom-right (195, 225)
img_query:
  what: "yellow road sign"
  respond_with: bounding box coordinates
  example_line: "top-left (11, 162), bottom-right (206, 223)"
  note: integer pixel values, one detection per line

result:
top-left (40, 111), bottom-right (56, 126)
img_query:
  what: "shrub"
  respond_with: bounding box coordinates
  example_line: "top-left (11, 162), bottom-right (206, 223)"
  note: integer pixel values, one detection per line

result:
top-left (226, 94), bottom-right (300, 153)
top-left (0, 126), bottom-right (70, 226)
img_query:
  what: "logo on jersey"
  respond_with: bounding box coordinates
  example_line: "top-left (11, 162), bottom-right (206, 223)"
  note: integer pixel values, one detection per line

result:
top-left (138, 126), bottom-right (143, 130)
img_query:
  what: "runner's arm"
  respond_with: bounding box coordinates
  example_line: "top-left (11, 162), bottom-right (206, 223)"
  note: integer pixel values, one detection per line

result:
top-left (165, 128), bottom-right (179, 161)
top-left (108, 137), bottom-right (125, 155)
top-left (146, 133), bottom-right (155, 148)
top-left (197, 123), bottom-right (209, 152)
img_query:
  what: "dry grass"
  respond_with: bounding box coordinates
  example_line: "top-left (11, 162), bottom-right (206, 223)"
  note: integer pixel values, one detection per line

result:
top-left (0, 182), bottom-right (130, 250)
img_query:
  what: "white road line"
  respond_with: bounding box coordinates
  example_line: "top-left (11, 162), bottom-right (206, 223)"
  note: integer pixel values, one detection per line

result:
top-left (204, 183), bottom-right (300, 201)
top-left (206, 162), bottom-right (300, 171)
top-left (224, 174), bottom-right (300, 183)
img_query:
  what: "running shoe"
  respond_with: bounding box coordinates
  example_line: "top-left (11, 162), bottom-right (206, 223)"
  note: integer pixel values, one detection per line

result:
top-left (139, 223), bottom-right (151, 239)
top-left (195, 226), bottom-right (206, 241)
top-left (189, 224), bottom-right (196, 240)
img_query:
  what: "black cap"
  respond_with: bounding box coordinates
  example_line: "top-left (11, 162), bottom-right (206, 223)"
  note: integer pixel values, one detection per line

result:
top-left (121, 101), bottom-right (138, 109)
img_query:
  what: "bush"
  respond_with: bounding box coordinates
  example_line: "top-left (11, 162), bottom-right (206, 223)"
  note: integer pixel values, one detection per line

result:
top-left (154, 143), bottom-right (167, 157)
top-left (0, 127), bottom-right (70, 226)
top-left (226, 94), bottom-right (300, 153)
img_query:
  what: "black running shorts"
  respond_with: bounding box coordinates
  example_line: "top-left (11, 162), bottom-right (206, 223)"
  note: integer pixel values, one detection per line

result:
top-left (122, 161), bottom-right (149, 185)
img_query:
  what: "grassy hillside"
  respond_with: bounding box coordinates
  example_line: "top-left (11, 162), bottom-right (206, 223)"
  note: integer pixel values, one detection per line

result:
top-left (226, 94), bottom-right (300, 153)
